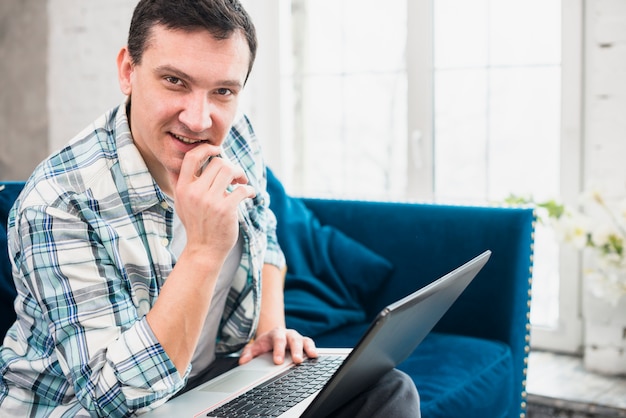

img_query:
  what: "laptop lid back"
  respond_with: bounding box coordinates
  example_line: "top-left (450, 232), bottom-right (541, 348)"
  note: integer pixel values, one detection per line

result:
top-left (301, 250), bottom-right (491, 418)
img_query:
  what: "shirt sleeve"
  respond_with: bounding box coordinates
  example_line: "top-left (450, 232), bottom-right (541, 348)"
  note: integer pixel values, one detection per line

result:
top-left (228, 113), bottom-right (286, 271)
top-left (13, 203), bottom-right (187, 415)
top-left (262, 188), bottom-right (286, 269)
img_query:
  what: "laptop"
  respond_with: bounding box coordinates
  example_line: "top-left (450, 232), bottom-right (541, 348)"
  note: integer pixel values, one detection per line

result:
top-left (145, 250), bottom-right (491, 418)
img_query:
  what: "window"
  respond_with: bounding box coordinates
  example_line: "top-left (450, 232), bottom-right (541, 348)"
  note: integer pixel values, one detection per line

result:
top-left (432, 0), bottom-right (564, 336)
top-left (243, 0), bottom-right (583, 353)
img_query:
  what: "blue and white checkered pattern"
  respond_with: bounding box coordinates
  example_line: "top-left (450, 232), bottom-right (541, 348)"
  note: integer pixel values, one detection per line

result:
top-left (0, 103), bottom-right (284, 416)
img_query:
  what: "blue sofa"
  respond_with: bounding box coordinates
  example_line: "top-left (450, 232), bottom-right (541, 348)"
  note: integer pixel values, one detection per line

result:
top-left (0, 172), bottom-right (535, 418)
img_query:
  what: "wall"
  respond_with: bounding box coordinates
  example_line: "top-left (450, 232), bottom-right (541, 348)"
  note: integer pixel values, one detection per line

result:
top-left (0, 0), bottom-right (135, 181)
top-left (47, 0), bottom-right (136, 152)
top-left (584, 0), bottom-right (626, 195)
top-left (0, 0), bottom-right (47, 180)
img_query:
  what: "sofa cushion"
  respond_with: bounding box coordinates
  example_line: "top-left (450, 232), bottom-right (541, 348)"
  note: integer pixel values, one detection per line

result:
top-left (266, 169), bottom-right (393, 337)
top-left (314, 323), bottom-right (514, 418)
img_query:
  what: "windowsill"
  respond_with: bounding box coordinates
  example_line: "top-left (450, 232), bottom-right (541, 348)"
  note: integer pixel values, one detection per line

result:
top-left (527, 350), bottom-right (626, 417)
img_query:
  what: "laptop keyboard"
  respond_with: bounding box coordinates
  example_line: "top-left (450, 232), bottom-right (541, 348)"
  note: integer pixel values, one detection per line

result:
top-left (206, 355), bottom-right (345, 418)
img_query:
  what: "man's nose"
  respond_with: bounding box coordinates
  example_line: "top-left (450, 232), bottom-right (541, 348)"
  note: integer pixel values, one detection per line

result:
top-left (179, 93), bottom-right (213, 133)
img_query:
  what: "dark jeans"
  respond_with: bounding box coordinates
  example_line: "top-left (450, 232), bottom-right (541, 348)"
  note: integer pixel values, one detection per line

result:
top-left (331, 368), bottom-right (421, 418)
top-left (176, 357), bottom-right (421, 417)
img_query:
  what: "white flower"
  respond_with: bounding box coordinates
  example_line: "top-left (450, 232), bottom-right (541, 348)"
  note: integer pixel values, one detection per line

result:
top-left (536, 189), bottom-right (626, 303)
top-left (507, 189), bottom-right (626, 303)
top-left (589, 223), bottom-right (616, 248)
top-left (618, 198), bottom-right (626, 223)
top-left (553, 210), bottom-right (590, 250)
top-left (586, 268), bottom-right (626, 306)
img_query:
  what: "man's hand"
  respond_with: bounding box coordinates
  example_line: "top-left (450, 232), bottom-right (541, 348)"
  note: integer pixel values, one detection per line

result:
top-left (148, 144), bottom-right (256, 375)
top-left (238, 327), bottom-right (318, 365)
top-left (175, 144), bottom-right (255, 262)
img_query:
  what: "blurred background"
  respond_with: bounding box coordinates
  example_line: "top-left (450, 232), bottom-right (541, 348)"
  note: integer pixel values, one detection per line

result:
top-left (1, 0), bottom-right (625, 360)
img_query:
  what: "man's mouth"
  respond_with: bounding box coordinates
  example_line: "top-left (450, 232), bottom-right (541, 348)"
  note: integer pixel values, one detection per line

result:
top-left (172, 133), bottom-right (209, 144)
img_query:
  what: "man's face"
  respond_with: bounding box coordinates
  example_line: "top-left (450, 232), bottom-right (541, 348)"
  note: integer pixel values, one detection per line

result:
top-left (117, 25), bottom-right (250, 190)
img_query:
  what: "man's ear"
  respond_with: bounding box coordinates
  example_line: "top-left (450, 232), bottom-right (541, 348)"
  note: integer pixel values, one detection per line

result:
top-left (117, 47), bottom-right (133, 96)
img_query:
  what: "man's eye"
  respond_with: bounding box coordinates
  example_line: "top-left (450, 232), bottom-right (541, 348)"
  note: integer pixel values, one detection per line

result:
top-left (165, 76), bottom-right (182, 86)
top-left (216, 88), bottom-right (232, 96)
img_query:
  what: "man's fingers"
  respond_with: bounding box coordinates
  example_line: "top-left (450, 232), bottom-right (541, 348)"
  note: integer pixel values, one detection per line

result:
top-left (271, 330), bottom-right (287, 364)
top-left (303, 337), bottom-right (318, 359)
top-left (239, 329), bottom-right (318, 366)
top-left (178, 143), bottom-right (220, 181)
top-left (285, 331), bottom-right (304, 363)
top-left (239, 345), bottom-right (253, 365)
top-left (228, 184), bottom-right (256, 201)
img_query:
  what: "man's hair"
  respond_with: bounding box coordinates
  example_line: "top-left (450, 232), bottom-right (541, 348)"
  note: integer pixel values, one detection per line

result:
top-left (127, 0), bottom-right (257, 81)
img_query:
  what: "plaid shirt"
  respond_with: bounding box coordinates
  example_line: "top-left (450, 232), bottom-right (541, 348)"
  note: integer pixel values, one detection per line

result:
top-left (0, 103), bottom-right (285, 417)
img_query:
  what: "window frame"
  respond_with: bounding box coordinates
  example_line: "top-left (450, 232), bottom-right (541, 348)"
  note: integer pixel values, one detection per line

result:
top-left (529, 0), bottom-right (584, 353)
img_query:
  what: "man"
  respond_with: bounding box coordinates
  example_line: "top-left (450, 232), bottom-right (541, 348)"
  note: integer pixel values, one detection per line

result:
top-left (0, 0), bottom-right (420, 416)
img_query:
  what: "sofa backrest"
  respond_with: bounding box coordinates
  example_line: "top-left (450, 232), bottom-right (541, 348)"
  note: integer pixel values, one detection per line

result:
top-left (301, 198), bottom-right (535, 343)
top-left (0, 182), bottom-right (26, 340)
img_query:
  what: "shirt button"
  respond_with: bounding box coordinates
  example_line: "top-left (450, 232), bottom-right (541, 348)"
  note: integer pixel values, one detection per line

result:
top-left (161, 238), bottom-right (169, 247)
top-left (160, 201), bottom-right (169, 210)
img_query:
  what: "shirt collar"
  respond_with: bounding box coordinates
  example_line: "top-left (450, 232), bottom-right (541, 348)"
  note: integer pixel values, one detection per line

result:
top-left (114, 100), bottom-right (170, 214)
